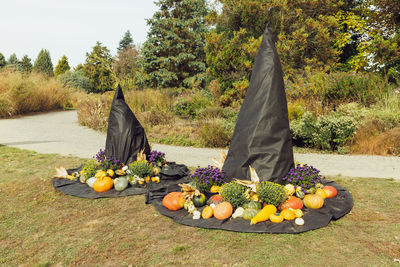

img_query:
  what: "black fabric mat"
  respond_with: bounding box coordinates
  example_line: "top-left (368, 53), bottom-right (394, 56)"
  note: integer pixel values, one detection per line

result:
top-left (52, 162), bottom-right (190, 199)
top-left (147, 179), bottom-right (353, 234)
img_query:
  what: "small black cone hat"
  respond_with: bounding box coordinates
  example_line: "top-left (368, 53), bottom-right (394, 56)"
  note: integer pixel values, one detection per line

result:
top-left (105, 85), bottom-right (150, 164)
top-left (222, 26), bottom-right (294, 183)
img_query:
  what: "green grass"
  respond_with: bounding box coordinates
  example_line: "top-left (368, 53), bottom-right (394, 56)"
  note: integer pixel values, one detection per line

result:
top-left (0, 145), bottom-right (399, 266)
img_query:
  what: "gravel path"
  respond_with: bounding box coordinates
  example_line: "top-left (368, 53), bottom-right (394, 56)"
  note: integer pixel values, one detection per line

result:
top-left (1, 110), bottom-right (399, 179)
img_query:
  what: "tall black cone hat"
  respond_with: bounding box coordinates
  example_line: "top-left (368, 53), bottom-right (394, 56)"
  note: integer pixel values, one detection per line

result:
top-left (105, 85), bottom-right (150, 165)
top-left (222, 26), bottom-right (294, 183)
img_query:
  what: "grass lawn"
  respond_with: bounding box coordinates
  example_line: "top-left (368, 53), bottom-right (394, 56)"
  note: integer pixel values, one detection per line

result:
top-left (0, 145), bottom-right (399, 266)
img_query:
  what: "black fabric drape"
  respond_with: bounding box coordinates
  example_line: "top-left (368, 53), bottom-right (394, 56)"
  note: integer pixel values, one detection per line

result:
top-left (105, 85), bottom-right (150, 165)
top-left (222, 27), bottom-right (294, 183)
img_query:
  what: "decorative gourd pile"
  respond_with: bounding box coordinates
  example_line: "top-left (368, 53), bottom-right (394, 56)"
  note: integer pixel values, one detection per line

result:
top-left (162, 163), bottom-right (339, 227)
top-left (55, 149), bottom-right (168, 193)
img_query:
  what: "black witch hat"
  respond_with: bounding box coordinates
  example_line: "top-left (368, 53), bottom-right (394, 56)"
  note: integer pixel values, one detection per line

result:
top-left (222, 26), bottom-right (294, 183)
top-left (105, 85), bottom-right (151, 165)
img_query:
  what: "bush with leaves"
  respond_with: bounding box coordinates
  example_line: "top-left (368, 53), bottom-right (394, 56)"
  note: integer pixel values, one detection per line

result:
top-left (58, 70), bottom-right (92, 91)
top-left (312, 112), bottom-right (356, 151)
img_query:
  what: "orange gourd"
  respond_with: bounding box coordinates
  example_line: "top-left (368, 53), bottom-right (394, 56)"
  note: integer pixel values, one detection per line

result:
top-left (323, 185), bottom-right (338, 198)
top-left (213, 202), bottom-right (233, 220)
top-left (162, 192), bottom-right (185, 211)
top-left (202, 206), bottom-right (214, 219)
top-left (93, 176), bottom-right (114, 192)
top-left (280, 196), bottom-right (303, 210)
top-left (315, 188), bottom-right (327, 199)
top-left (303, 194), bottom-right (324, 209)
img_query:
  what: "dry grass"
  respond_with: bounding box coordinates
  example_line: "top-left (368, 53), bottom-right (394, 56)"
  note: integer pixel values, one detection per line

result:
top-left (0, 69), bottom-right (74, 118)
top-left (352, 126), bottom-right (400, 156)
top-left (0, 146), bottom-right (399, 266)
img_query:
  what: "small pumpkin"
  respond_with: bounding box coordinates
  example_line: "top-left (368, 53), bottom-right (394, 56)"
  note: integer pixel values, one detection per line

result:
top-left (95, 171), bottom-right (106, 179)
top-left (106, 169), bottom-right (115, 177)
top-left (269, 213), bottom-right (284, 223)
top-left (210, 185), bottom-right (221, 193)
top-left (115, 169), bottom-right (126, 176)
top-left (207, 194), bottom-right (224, 205)
top-left (280, 196), bottom-right (303, 210)
top-left (213, 202), bottom-right (233, 220)
top-left (243, 208), bottom-right (259, 220)
top-left (303, 194), bottom-right (324, 209)
top-left (114, 177), bottom-right (128, 191)
top-left (202, 206), bottom-right (213, 219)
top-left (315, 188), bottom-right (327, 199)
top-left (323, 185), bottom-right (338, 198)
top-left (280, 209), bottom-right (296, 220)
top-left (193, 193), bottom-right (206, 207)
top-left (162, 192), bottom-right (185, 211)
top-left (292, 208), bottom-right (304, 218)
top-left (93, 176), bottom-right (114, 192)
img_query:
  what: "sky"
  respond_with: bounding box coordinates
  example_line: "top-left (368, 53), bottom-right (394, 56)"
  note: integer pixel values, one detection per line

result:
top-left (0, 0), bottom-right (158, 67)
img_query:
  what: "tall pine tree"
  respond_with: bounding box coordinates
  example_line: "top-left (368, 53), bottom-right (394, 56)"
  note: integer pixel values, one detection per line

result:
top-left (0, 53), bottom-right (6, 68)
top-left (118, 30), bottom-right (133, 52)
top-left (82, 41), bottom-right (116, 93)
top-left (141, 0), bottom-right (209, 88)
top-left (20, 55), bottom-right (33, 73)
top-left (33, 49), bottom-right (54, 76)
top-left (55, 55), bottom-right (71, 77)
top-left (7, 53), bottom-right (19, 65)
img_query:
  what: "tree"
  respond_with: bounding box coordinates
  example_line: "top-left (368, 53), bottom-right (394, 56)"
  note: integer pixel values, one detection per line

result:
top-left (55, 55), bottom-right (71, 77)
top-left (141, 0), bottom-right (209, 88)
top-left (20, 55), bottom-right (33, 73)
top-left (7, 53), bottom-right (19, 65)
top-left (0, 53), bottom-right (6, 68)
top-left (82, 41), bottom-right (116, 93)
top-left (33, 49), bottom-right (54, 76)
top-left (118, 30), bottom-right (133, 52)
top-left (206, 0), bottom-right (344, 105)
top-left (113, 44), bottom-right (140, 82)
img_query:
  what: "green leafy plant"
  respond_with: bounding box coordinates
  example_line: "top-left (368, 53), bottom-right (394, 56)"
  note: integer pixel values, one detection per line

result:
top-left (256, 181), bottom-right (287, 207)
top-left (128, 160), bottom-right (153, 178)
top-left (312, 112), bottom-right (356, 151)
top-left (81, 159), bottom-right (100, 178)
top-left (219, 182), bottom-right (249, 208)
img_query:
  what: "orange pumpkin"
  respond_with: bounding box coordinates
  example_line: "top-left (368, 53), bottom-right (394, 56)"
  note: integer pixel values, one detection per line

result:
top-left (303, 194), bottom-right (324, 209)
top-left (323, 185), bottom-right (338, 198)
top-left (280, 196), bottom-right (303, 210)
top-left (213, 202), bottom-right (233, 220)
top-left (162, 192), bottom-right (185, 211)
top-left (93, 176), bottom-right (114, 192)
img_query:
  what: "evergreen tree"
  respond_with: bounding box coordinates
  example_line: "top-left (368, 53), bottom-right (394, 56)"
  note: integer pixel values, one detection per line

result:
top-left (82, 41), bottom-right (116, 93)
top-left (20, 55), bottom-right (33, 73)
top-left (7, 53), bottom-right (19, 65)
top-left (141, 0), bottom-right (209, 88)
top-left (118, 30), bottom-right (133, 52)
top-left (114, 44), bottom-right (140, 81)
top-left (33, 49), bottom-right (54, 76)
top-left (55, 55), bottom-right (71, 77)
top-left (0, 53), bottom-right (6, 68)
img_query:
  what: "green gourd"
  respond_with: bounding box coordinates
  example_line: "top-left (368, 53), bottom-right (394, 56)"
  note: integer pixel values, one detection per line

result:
top-left (243, 209), bottom-right (259, 220)
top-left (243, 201), bottom-right (262, 210)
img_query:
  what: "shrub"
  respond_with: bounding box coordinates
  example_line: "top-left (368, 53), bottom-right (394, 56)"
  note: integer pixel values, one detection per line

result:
top-left (219, 182), bottom-right (249, 208)
top-left (290, 112), bottom-right (316, 147)
top-left (0, 69), bottom-right (71, 117)
top-left (199, 119), bottom-right (231, 148)
top-left (312, 112), bottom-right (356, 151)
top-left (58, 70), bottom-right (92, 91)
top-left (256, 181), bottom-right (287, 207)
top-left (173, 93), bottom-right (212, 118)
top-left (288, 100), bottom-right (306, 121)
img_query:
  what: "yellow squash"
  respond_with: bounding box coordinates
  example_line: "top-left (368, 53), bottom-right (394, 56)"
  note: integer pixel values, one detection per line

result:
top-left (250, 204), bottom-right (277, 225)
